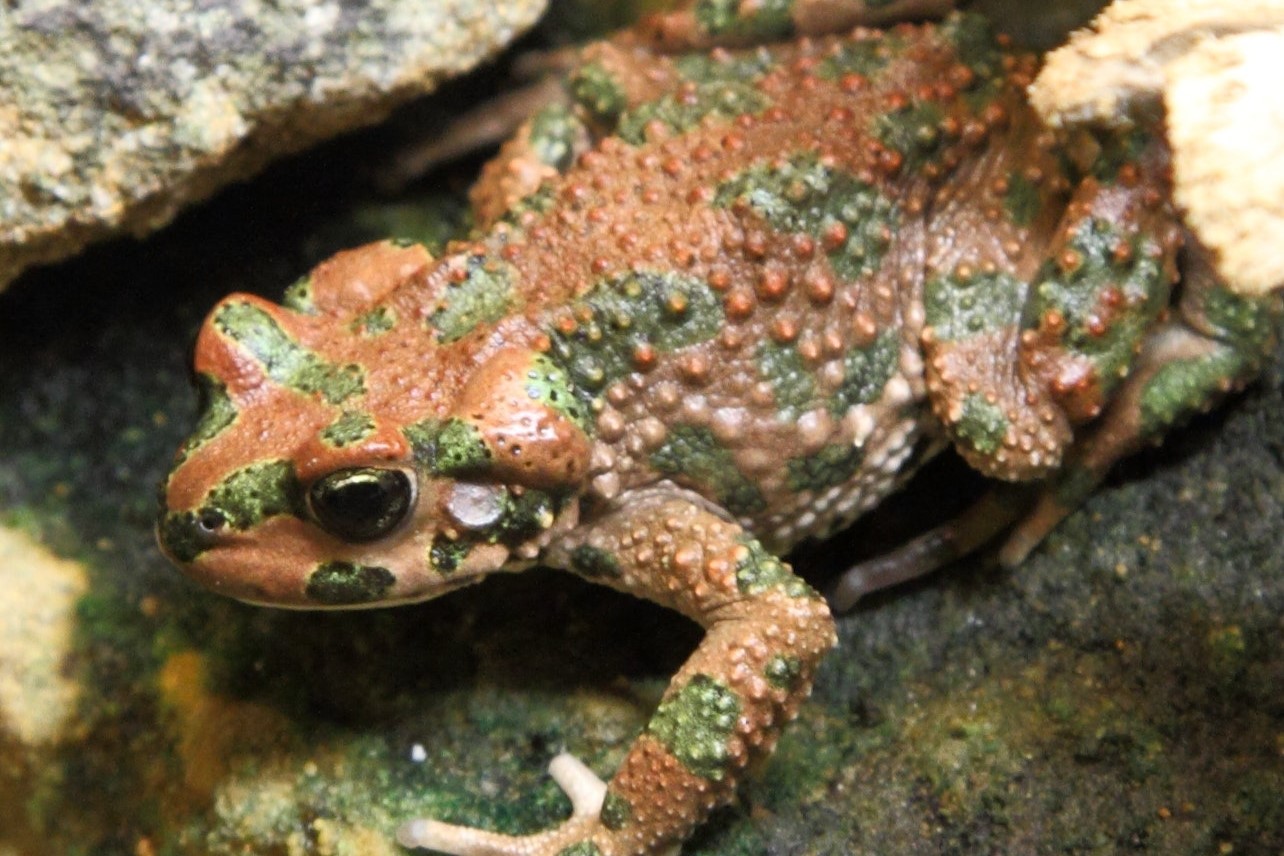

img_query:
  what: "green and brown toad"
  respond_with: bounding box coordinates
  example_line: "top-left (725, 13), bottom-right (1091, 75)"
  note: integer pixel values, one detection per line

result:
top-left (158, 2), bottom-right (1279, 854)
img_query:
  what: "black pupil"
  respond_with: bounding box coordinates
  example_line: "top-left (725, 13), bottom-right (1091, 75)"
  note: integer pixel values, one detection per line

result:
top-left (310, 468), bottom-right (412, 542)
top-left (197, 509), bottom-right (227, 532)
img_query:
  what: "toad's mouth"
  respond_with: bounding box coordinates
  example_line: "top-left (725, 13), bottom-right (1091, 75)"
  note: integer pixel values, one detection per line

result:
top-left (234, 573), bottom-right (489, 611)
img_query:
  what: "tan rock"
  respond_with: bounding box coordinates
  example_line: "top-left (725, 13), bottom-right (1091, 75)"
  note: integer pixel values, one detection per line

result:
top-left (0, 526), bottom-right (88, 745)
top-left (1030, 0), bottom-right (1284, 295)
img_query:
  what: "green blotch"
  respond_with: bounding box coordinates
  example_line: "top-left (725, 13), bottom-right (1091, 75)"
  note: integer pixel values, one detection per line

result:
top-left (495, 488), bottom-right (556, 544)
top-left (499, 184), bottom-right (558, 226)
top-left (786, 442), bottom-right (862, 492)
top-left (547, 270), bottom-right (724, 396)
top-left (925, 270), bottom-right (1026, 341)
top-left (206, 460), bottom-right (304, 530)
top-left (569, 62), bottom-right (627, 124)
top-left (817, 38), bottom-right (896, 79)
top-left (1138, 288), bottom-right (1282, 437)
top-left (617, 81), bottom-right (769, 145)
top-left (764, 655), bottom-right (803, 690)
top-left (320, 411), bottom-right (375, 448)
top-left (429, 257), bottom-right (515, 343)
top-left (432, 419), bottom-right (491, 475)
top-left (714, 154), bottom-right (898, 281)
top-left (1026, 217), bottom-right (1168, 395)
top-left (213, 300), bottom-right (364, 404)
top-left (405, 418), bottom-right (495, 479)
top-left (554, 844), bottom-right (602, 856)
top-left (646, 674), bottom-right (742, 781)
top-left (351, 306), bottom-right (395, 337)
top-left (757, 341), bottom-right (815, 421)
top-left (650, 425), bottom-right (765, 516)
top-left (1090, 128), bottom-right (1152, 182)
top-left (175, 373), bottom-right (237, 464)
top-left (1003, 172), bottom-right (1041, 227)
top-left (569, 544), bottom-right (620, 579)
top-left (600, 790), bottom-right (632, 831)
top-left (156, 511), bottom-right (208, 563)
top-left (281, 275), bottom-right (316, 314)
top-left (1137, 348), bottom-right (1250, 438)
top-left (1203, 287), bottom-right (1279, 354)
top-left (525, 353), bottom-right (592, 431)
top-left (956, 394), bottom-right (1007, 456)
top-left (402, 418), bottom-right (443, 467)
top-left (734, 536), bottom-right (813, 597)
top-left (940, 13), bottom-right (1003, 81)
top-left (694, 0), bottom-right (793, 41)
top-left (429, 538), bottom-right (470, 575)
top-left (674, 50), bottom-right (777, 86)
top-left (528, 102), bottom-right (587, 170)
top-left (941, 13), bottom-right (1007, 115)
top-left (873, 100), bottom-right (945, 170)
top-left (832, 331), bottom-right (900, 413)
top-left (305, 561), bottom-right (396, 605)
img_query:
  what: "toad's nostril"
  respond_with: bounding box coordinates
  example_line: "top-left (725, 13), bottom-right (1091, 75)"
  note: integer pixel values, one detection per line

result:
top-left (157, 507), bottom-right (227, 563)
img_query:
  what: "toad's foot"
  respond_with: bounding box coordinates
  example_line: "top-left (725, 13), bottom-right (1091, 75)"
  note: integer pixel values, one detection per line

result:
top-left (398, 753), bottom-right (631, 856)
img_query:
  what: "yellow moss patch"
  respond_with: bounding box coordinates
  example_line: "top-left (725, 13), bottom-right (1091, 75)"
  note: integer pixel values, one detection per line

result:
top-left (157, 650), bottom-right (296, 800)
top-left (0, 526), bottom-right (88, 745)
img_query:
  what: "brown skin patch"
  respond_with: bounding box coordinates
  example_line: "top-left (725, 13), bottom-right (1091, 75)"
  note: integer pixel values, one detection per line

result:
top-left (451, 347), bottom-right (593, 490)
top-left (176, 514), bottom-right (340, 604)
top-left (163, 383), bottom-right (328, 513)
top-left (294, 423), bottom-right (411, 485)
top-left (305, 240), bottom-right (435, 318)
top-left (925, 325), bottom-right (1072, 481)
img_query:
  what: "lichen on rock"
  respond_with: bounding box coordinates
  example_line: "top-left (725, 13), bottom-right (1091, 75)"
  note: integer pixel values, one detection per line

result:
top-left (0, 0), bottom-right (548, 290)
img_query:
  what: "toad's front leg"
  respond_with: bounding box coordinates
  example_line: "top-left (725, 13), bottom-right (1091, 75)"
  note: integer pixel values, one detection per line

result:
top-left (400, 492), bottom-right (836, 856)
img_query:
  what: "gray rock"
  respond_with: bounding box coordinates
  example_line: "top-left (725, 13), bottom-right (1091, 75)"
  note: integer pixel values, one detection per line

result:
top-left (0, 0), bottom-right (547, 290)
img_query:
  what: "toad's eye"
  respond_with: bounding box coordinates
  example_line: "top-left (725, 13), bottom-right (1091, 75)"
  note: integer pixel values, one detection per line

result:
top-left (309, 468), bottom-right (413, 542)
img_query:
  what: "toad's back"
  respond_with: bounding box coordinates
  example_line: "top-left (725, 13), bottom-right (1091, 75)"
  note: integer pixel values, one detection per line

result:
top-left (396, 18), bottom-right (1062, 550)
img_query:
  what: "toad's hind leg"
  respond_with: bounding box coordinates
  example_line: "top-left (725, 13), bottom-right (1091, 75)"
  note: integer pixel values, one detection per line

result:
top-left (376, 76), bottom-right (573, 194)
top-left (833, 247), bottom-right (1279, 608)
top-left (999, 249), bottom-right (1280, 566)
top-left (834, 128), bottom-right (1276, 606)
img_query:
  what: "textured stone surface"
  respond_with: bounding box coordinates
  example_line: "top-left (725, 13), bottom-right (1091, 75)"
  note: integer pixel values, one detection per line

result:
top-left (0, 0), bottom-right (547, 291)
top-left (1030, 0), bottom-right (1284, 295)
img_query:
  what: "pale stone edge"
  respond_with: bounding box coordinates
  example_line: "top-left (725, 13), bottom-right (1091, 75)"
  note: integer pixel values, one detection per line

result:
top-left (0, 1), bottom-right (548, 291)
top-left (1030, 0), bottom-right (1284, 295)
